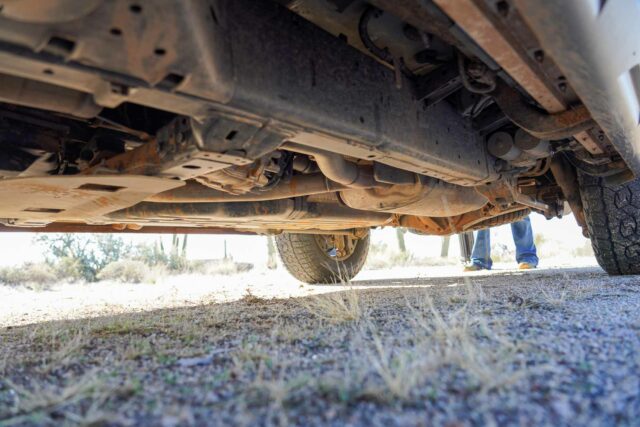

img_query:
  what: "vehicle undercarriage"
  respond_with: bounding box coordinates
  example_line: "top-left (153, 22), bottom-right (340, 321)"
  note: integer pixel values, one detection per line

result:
top-left (0, 0), bottom-right (638, 281)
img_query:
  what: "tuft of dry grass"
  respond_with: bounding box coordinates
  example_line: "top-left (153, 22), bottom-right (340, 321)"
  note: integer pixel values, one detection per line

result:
top-left (399, 285), bottom-right (529, 394)
top-left (539, 287), bottom-right (567, 306)
top-left (365, 333), bottom-right (425, 400)
top-left (241, 288), bottom-right (267, 305)
top-left (271, 319), bottom-right (311, 344)
top-left (1, 370), bottom-right (130, 425)
top-left (39, 327), bottom-right (90, 372)
top-left (537, 282), bottom-right (598, 307)
top-left (301, 288), bottom-right (366, 325)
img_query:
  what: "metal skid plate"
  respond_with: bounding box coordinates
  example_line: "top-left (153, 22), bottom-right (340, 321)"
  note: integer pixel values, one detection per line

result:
top-left (0, 175), bottom-right (184, 227)
top-left (0, 0), bottom-right (497, 186)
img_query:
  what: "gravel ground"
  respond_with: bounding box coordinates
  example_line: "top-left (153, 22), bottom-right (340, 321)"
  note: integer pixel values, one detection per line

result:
top-left (1, 264), bottom-right (639, 426)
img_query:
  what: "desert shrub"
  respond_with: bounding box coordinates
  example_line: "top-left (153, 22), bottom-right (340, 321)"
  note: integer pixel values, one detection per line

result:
top-left (52, 257), bottom-right (85, 283)
top-left (572, 241), bottom-right (595, 257)
top-left (203, 259), bottom-right (253, 276)
top-left (490, 242), bottom-right (515, 263)
top-left (143, 264), bottom-right (169, 284)
top-left (95, 235), bottom-right (133, 266)
top-left (134, 241), bottom-right (169, 267)
top-left (366, 250), bottom-right (415, 270)
top-left (534, 233), bottom-right (548, 250)
top-left (36, 234), bottom-right (132, 281)
top-left (0, 262), bottom-right (57, 289)
top-left (133, 235), bottom-right (189, 272)
top-left (366, 241), bottom-right (416, 269)
top-left (365, 241), bottom-right (454, 270)
top-left (97, 260), bottom-right (149, 283)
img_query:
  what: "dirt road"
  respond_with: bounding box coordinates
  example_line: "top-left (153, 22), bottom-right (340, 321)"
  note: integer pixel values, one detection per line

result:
top-left (1, 264), bottom-right (639, 426)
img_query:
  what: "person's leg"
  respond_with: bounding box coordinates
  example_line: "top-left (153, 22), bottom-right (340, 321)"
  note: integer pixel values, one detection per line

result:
top-left (469, 228), bottom-right (492, 269)
top-left (511, 216), bottom-right (539, 267)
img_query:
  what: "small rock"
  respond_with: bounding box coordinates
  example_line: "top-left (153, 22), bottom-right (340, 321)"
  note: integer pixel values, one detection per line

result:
top-left (551, 395), bottom-right (573, 419)
top-left (176, 348), bottom-right (228, 367)
top-left (177, 355), bottom-right (213, 367)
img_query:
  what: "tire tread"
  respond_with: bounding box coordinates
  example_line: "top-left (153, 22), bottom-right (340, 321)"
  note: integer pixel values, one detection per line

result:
top-left (275, 233), bottom-right (369, 283)
top-left (580, 173), bottom-right (640, 275)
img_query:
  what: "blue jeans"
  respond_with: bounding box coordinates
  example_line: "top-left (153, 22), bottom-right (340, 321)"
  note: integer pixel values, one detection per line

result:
top-left (470, 216), bottom-right (538, 269)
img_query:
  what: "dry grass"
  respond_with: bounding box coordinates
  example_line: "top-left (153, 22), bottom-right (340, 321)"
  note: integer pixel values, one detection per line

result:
top-left (537, 282), bottom-right (598, 307)
top-left (364, 333), bottom-right (425, 400)
top-left (301, 287), bottom-right (366, 325)
top-left (363, 284), bottom-right (528, 399)
top-left (0, 262), bottom-right (59, 290)
top-left (2, 370), bottom-right (131, 425)
top-left (2, 268), bottom-right (613, 425)
top-left (1, 284), bottom-right (526, 421)
top-left (97, 260), bottom-right (150, 283)
top-left (241, 288), bottom-right (268, 305)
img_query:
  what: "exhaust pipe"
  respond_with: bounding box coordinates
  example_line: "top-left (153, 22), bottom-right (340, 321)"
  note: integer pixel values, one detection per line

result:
top-left (146, 173), bottom-right (349, 203)
top-left (281, 142), bottom-right (379, 188)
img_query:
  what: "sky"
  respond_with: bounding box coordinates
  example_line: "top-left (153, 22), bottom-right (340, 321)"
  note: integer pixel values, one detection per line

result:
top-left (0, 212), bottom-right (592, 268)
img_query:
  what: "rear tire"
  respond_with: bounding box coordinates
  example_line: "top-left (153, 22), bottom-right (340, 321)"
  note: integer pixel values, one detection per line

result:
top-left (275, 232), bottom-right (370, 283)
top-left (580, 173), bottom-right (640, 275)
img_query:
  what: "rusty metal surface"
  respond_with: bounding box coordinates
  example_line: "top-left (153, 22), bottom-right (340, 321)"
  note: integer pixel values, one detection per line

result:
top-left (514, 0), bottom-right (640, 177)
top-left (285, 0), bottom-right (449, 75)
top-left (0, 0), bottom-right (499, 186)
top-left (101, 199), bottom-right (393, 232)
top-left (0, 1), bottom-right (234, 107)
top-left (281, 142), bottom-right (380, 188)
top-left (399, 204), bottom-right (530, 235)
top-left (573, 130), bottom-right (606, 156)
top-left (87, 137), bottom-right (164, 176)
top-left (108, 199), bottom-right (391, 221)
top-left (147, 174), bottom-right (346, 203)
top-left (433, 0), bottom-right (566, 113)
top-left (550, 154), bottom-right (588, 236)
top-left (84, 117), bottom-right (252, 178)
top-left (369, 0), bottom-right (466, 52)
top-left (107, 199), bottom-right (300, 223)
top-left (0, 223), bottom-right (255, 234)
top-left (0, 73), bottom-right (101, 118)
top-left (339, 177), bottom-right (487, 216)
top-left (409, 0), bottom-right (614, 169)
top-left (0, 0), bottom-right (617, 239)
top-left (0, 175), bottom-right (183, 227)
top-left (463, 208), bottom-right (531, 231)
top-left (492, 84), bottom-right (594, 140)
top-left (0, 0), bottom-right (103, 24)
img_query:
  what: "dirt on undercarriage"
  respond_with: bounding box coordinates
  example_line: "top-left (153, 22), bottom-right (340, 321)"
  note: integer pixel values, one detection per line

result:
top-left (1, 264), bottom-right (639, 426)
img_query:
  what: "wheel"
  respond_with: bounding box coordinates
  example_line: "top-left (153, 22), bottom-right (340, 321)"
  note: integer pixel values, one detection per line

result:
top-left (275, 232), bottom-right (370, 283)
top-left (579, 173), bottom-right (640, 275)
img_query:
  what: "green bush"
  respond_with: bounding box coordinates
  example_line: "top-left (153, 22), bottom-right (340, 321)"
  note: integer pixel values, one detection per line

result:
top-left (133, 235), bottom-right (189, 272)
top-left (36, 234), bottom-right (132, 281)
top-left (97, 260), bottom-right (150, 283)
top-left (134, 241), bottom-right (169, 266)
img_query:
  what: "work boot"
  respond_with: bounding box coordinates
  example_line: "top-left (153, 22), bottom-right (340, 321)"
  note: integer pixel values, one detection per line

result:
top-left (464, 263), bottom-right (486, 272)
top-left (518, 262), bottom-right (536, 270)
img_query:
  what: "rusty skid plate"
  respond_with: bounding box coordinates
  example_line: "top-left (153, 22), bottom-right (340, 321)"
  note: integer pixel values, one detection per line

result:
top-left (0, 175), bottom-right (184, 227)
